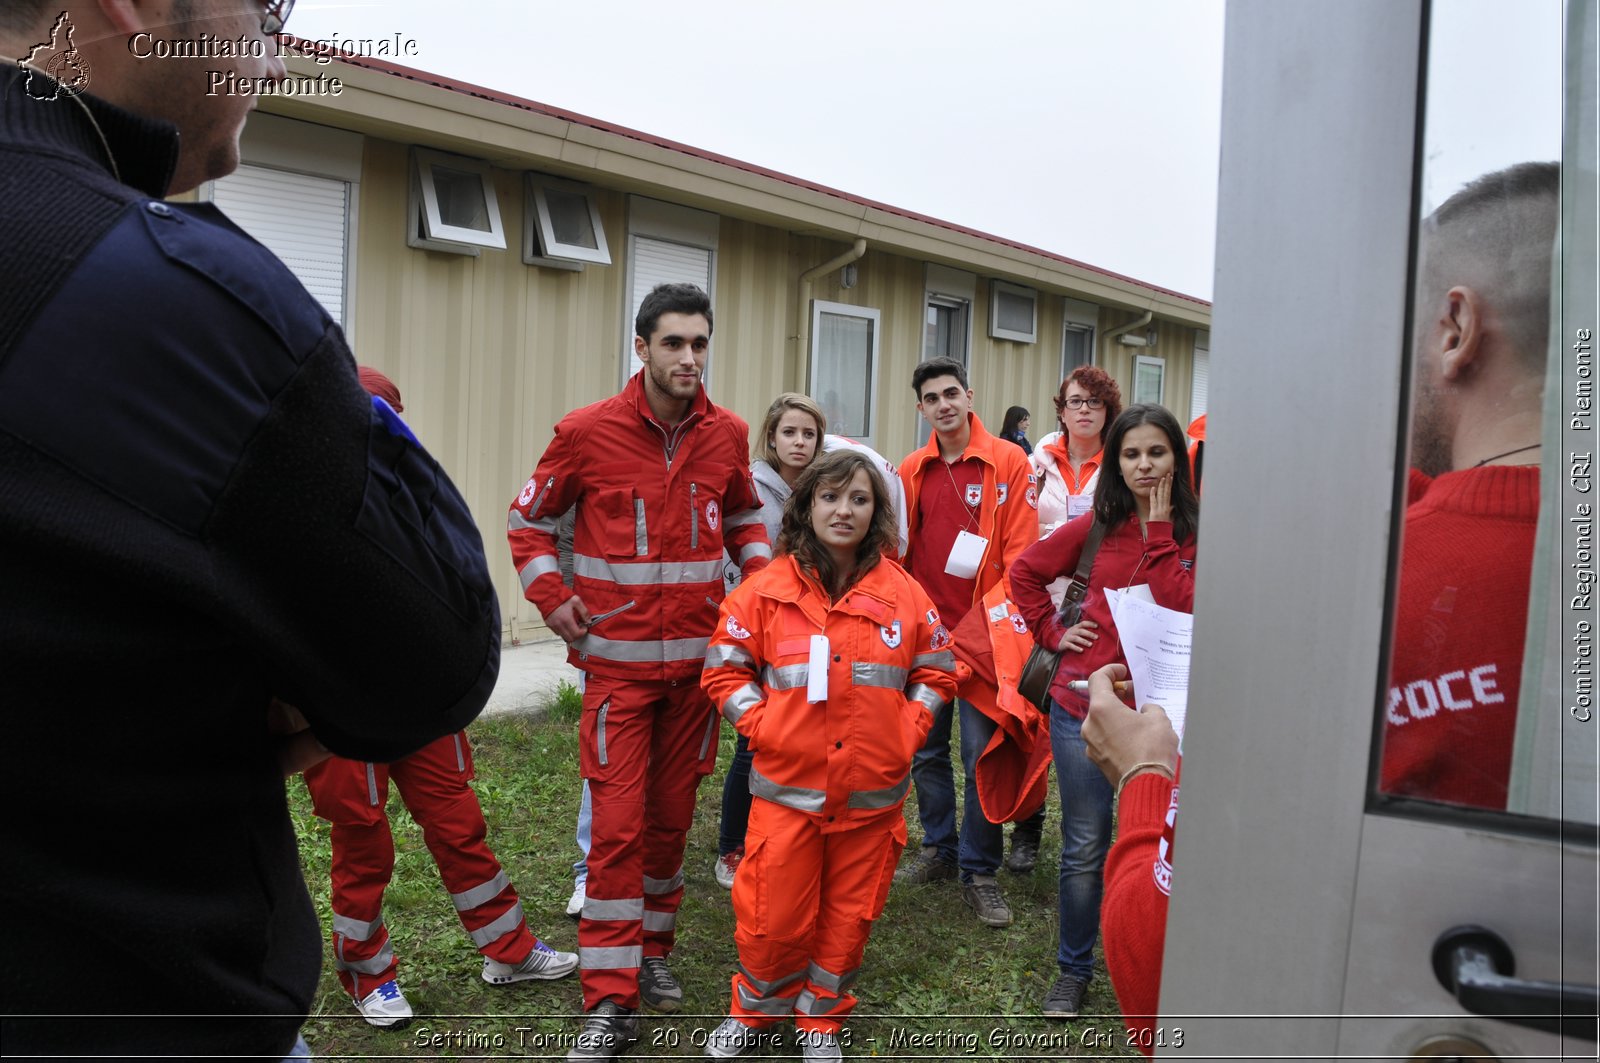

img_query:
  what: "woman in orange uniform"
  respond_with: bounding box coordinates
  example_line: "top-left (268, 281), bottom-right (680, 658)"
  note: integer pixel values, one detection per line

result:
top-left (700, 450), bottom-right (958, 1061)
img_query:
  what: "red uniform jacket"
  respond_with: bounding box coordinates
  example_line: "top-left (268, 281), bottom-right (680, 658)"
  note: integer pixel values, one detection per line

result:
top-left (899, 412), bottom-right (1039, 610)
top-left (508, 373), bottom-right (770, 681)
top-left (701, 555), bottom-right (959, 826)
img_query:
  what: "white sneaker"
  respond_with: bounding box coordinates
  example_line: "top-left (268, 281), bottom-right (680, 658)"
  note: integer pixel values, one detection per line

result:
top-left (483, 939), bottom-right (580, 983)
top-left (712, 849), bottom-right (742, 890)
top-left (354, 979), bottom-right (413, 1028)
top-left (566, 880), bottom-right (586, 919)
top-left (798, 1030), bottom-right (843, 1061)
top-left (702, 1015), bottom-right (761, 1058)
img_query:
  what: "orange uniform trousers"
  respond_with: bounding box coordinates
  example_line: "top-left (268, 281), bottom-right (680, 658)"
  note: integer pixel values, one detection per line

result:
top-left (728, 800), bottom-right (906, 1034)
top-left (302, 732), bottom-right (536, 1000)
top-left (578, 675), bottom-right (721, 1010)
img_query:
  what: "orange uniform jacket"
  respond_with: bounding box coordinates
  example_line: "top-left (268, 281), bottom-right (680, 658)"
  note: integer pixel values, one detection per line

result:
top-left (702, 556), bottom-right (959, 824)
top-left (898, 412), bottom-right (1039, 610)
top-left (507, 373), bottom-right (771, 681)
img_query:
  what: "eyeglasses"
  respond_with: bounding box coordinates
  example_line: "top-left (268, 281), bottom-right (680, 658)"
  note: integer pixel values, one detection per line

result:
top-left (261, 0), bottom-right (295, 34)
top-left (1063, 396), bottom-right (1104, 410)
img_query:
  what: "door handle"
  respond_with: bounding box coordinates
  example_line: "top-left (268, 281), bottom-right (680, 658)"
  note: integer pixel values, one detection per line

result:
top-left (1431, 925), bottom-right (1598, 1041)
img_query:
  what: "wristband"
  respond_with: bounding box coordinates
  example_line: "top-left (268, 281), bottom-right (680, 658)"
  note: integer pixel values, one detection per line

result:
top-left (1114, 760), bottom-right (1176, 801)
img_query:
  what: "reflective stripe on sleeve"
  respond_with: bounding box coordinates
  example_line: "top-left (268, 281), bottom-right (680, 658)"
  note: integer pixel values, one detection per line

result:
top-left (721, 682), bottom-right (763, 723)
top-left (705, 643), bottom-right (755, 669)
top-left (907, 683), bottom-right (945, 715)
top-left (912, 650), bottom-right (957, 671)
top-left (737, 541), bottom-right (772, 565)
top-left (518, 554), bottom-right (560, 589)
top-left (725, 508), bottom-right (764, 527)
top-left (449, 870), bottom-right (509, 912)
top-left (467, 900), bottom-right (525, 948)
top-left (749, 766), bottom-right (825, 814)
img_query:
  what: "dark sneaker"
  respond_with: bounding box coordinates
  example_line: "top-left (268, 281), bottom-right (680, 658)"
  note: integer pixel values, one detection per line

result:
top-left (960, 875), bottom-right (1013, 928)
top-left (637, 955), bottom-right (683, 1013)
top-left (1005, 832), bottom-right (1040, 874)
top-left (893, 846), bottom-right (957, 884)
top-left (567, 1001), bottom-right (639, 1061)
top-left (1042, 972), bottom-right (1089, 1019)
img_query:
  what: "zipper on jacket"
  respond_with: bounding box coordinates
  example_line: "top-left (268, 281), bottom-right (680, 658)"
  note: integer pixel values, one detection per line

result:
top-left (528, 476), bottom-right (554, 519)
top-left (634, 498), bottom-right (648, 556)
top-left (597, 700), bottom-right (610, 766)
top-left (690, 482), bottom-right (699, 550)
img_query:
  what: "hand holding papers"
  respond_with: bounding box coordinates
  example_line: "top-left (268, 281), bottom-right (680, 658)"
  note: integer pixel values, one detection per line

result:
top-left (1104, 585), bottom-right (1194, 740)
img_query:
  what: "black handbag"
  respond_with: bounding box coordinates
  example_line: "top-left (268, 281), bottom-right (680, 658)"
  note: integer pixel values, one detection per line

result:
top-left (1015, 519), bottom-right (1108, 710)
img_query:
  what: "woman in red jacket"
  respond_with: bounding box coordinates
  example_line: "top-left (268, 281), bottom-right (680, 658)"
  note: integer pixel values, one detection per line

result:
top-left (1009, 404), bottom-right (1198, 1021)
top-left (700, 450), bottom-right (958, 1061)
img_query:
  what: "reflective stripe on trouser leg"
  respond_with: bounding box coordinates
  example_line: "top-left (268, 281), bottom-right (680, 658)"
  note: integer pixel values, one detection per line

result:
top-left (795, 809), bottom-right (904, 1034)
top-left (388, 733), bottom-right (537, 965)
top-left (731, 800), bottom-right (823, 1026)
top-left (641, 682), bottom-right (716, 959)
top-left (304, 757), bottom-right (399, 1001)
top-left (330, 910), bottom-right (397, 1001)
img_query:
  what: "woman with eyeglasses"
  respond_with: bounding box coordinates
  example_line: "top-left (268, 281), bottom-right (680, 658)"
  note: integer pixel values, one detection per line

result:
top-left (1032, 367), bottom-right (1123, 542)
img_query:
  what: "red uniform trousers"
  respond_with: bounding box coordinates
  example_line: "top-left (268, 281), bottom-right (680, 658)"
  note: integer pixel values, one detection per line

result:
top-left (578, 675), bottom-right (720, 1010)
top-left (728, 800), bottom-right (906, 1035)
top-left (302, 731), bottom-right (537, 1000)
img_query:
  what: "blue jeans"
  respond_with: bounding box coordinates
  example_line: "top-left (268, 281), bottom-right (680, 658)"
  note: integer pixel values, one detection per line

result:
top-left (717, 733), bottom-right (754, 856)
top-left (909, 697), bottom-right (1003, 880)
top-left (573, 779), bottom-right (591, 884)
top-left (1050, 699), bottom-right (1113, 979)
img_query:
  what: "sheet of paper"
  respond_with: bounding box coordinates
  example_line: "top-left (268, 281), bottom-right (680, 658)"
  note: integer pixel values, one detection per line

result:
top-left (807, 634), bottom-right (830, 703)
top-left (1105, 587), bottom-right (1193, 739)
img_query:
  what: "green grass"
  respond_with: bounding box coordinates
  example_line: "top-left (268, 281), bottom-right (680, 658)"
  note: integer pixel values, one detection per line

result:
top-left (289, 702), bottom-right (1141, 1060)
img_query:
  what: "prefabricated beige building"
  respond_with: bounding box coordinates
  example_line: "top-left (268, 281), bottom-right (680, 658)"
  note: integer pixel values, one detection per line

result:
top-left (215, 48), bottom-right (1212, 641)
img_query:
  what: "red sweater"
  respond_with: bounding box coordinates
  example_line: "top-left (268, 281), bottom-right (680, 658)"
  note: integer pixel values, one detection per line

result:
top-left (1380, 466), bottom-right (1539, 809)
top-left (1009, 514), bottom-right (1196, 716)
top-left (1101, 770), bottom-right (1180, 1057)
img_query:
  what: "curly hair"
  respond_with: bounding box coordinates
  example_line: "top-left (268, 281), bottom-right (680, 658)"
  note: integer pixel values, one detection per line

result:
top-left (1092, 403), bottom-right (1199, 542)
top-left (776, 450), bottom-right (897, 598)
top-left (1052, 366), bottom-right (1123, 443)
top-left (757, 393), bottom-right (827, 472)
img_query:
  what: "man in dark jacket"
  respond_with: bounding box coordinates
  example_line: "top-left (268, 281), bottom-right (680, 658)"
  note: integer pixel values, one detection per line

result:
top-left (0, 1), bottom-right (500, 1056)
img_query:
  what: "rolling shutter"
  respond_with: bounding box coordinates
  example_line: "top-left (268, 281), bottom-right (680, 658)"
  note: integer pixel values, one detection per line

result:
top-left (211, 164), bottom-right (349, 325)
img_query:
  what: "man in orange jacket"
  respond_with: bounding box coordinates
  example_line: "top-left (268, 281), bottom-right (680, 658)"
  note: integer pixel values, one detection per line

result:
top-left (895, 358), bottom-right (1038, 928)
top-left (508, 284), bottom-right (771, 1061)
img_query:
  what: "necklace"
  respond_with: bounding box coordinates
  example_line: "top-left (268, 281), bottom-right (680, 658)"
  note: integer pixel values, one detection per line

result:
top-left (16, 61), bottom-right (121, 184)
top-left (1471, 443), bottom-right (1540, 468)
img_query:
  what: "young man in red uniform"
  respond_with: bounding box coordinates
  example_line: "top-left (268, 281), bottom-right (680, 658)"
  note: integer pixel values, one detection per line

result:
top-left (305, 369), bottom-right (576, 1029)
top-left (895, 358), bottom-right (1038, 927)
top-left (508, 284), bottom-right (771, 1060)
top-left (1381, 161), bottom-right (1557, 810)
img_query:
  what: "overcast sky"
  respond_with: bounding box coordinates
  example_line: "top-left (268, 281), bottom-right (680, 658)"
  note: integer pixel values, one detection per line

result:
top-left (286, 0), bottom-right (1228, 300)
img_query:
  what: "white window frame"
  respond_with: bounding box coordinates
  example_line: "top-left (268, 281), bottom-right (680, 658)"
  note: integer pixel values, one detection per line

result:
top-left (1133, 354), bottom-right (1166, 405)
top-left (808, 300), bottom-right (882, 446)
top-left (622, 197), bottom-right (719, 388)
top-left (408, 148), bottom-right (506, 255)
top-left (924, 263), bottom-right (976, 369)
top-left (524, 174), bottom-right (611, 268)
top-left (1190, 329), bottom-right (1211, 420)
top-left (1061, 296), bottom-right (1100, 378)
top-left (989, 279), bottom-right (1038, 343)
top-left (204, 112), bottom-right (362, 341)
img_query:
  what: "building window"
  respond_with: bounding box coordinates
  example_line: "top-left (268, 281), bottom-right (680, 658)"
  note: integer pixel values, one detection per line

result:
top-left (925, 297), bottom-right (969, 366)
top-left (1134, 355), bottom-right (1166, 406)
top-left (409, 148), bottom-right (506, 254)
top-left (810, 301), bottom-right (880, 443)
top-left (1062, 297), bottom-right (1099, 378)
top-left (989, 280), bottom-right (1038, 343)
top-left (525, 174), bottom-right (611, 268)
top-left (1190, 330), bottom-right (1210, 419)
top-left (210, 163), bottom-right (350, 326)
top-left (623, 198), bottom-right (719, 385)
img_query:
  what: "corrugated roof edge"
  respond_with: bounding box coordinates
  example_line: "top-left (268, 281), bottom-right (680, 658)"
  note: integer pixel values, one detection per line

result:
top-left (282, 38), bottom-right (1210, 309)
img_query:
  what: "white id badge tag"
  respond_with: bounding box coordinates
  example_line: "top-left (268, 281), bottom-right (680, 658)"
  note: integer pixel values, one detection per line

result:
top-left (806, 634), bottom-right (830, 703)
top-left (1066, 494), bottom-right (1093, 520)
top-left (944, 529), bottom-right (989, 579)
